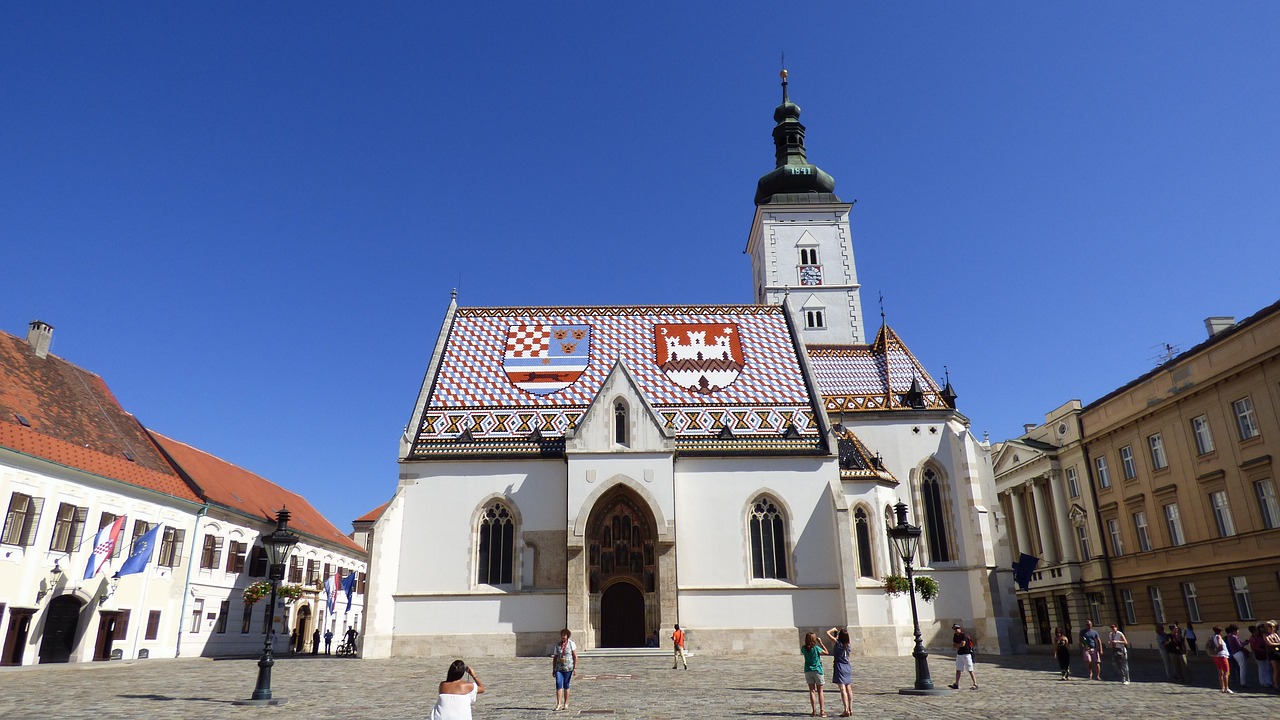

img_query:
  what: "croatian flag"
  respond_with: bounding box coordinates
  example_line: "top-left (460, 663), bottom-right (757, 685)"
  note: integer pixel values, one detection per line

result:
top-left (324, 573), bottom-right (337, 614)
top-left (341, 570), bottom-right (357, 613)
top-left (84, 517), bottom-right (125, 579)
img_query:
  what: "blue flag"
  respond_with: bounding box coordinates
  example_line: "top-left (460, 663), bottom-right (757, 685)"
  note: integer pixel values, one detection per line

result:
top-left (116, 524), bottom-right (161, 577)
top-left (1011, 552), bottom-right (1039, 591)
top-left (342, 570), bottom-right (357, 612)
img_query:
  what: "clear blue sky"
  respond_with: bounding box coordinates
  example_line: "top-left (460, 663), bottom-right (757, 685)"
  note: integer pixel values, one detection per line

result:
top-left (5, 3), bottom-right (1278, 530)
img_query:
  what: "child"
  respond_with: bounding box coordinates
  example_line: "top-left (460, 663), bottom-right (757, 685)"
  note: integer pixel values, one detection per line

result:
top-left (802, 631), bottom-right (829, 717)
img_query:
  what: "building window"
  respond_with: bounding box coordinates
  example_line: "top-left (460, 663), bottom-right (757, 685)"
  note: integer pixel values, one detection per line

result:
top-left (1119, 446), bottom-right (1137, 480)
top-left (129, 520), bottom-right (154, 556)
top-left (805, 309), bottom-right (825, 329)
top-left (1107, 518), bottom-right (1124, 556)
top-left (2, 493), bottom-right (43, 547)
top-left (1148, 434), bottom-right (1168, 470)
top-left (1191, 415), bottom-right (1215, 455)
top-left (1094, 456), bottom-right (1112, 489)
top-left (1066, 467), bottom-right (1080, 499)
top-left (853, 508), bottom-right (874, 579)
top-left (49, 502), bottom-right (87, 554)
top-left (146, 610), bottom-right (162, 640)
top-left (1087, 593), bottom-right (1104, 625)
top-left (248, 544), bottom-right (267, 577)
top-left (158, 527), bottom-right (186, 567)
top-left (98, 513), bottom-right (123, 558)
top-left (749, 497), bottom-right (788, 580)
top-left (241, 602), bottom-right (253, 633)
top-left (1210, 491), bottom-right (1236, 537)
top-left (921, 468), bottom-right (951, 564)
top-left (1149, 586), bottom-right (1166, 624)
top-left (477, 502), bottom-right (515, 585)
top-left (1233, 397), bottom-right (1260, 440)
top-left (1133, 511), bottom-right (1153, 552)
top-left (226, 540), bottom-right (247, 573)
top-left (1163, 503), bottom-right (1185, 546)
top-left (1230, 576), bottom-right (1255, 620)
top-left (199, 535), bottom-right (224, 570)
top-left (306, 559), bottom-right (319, 586)
top-left (1180, 582), bottom-right (1201, 623)
top-left (288, 556), bottom-right (303, 583)
top-left (614, 401), bottom-right (628, 446)
top-left (1256, 479), bottom-right (1280, 530)
top-left (216, 600), bottom-right (230, 634)
top-left (884, 505), bottom-right (902, 576)
top-left (1121, 589), bottom-right (1137, 625)
top-left (1076, 524), bottom-right (1092, 561)
top-left (189, 598), bottom-right (204, 633)
top-left (799, 247), bottom-right (819, 265)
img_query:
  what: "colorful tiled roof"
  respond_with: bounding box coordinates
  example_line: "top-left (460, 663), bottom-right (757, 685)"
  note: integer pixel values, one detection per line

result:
top-left (0, 330), bottom-right (200, 502)
top-left (411, 305), bottom-right (824, 456)
top-left (149, 432), bottom-right (366, 556)
top-left (807, 325), bottom-right (950, 412)
top-left (833, 426), bottom-right (898, 483)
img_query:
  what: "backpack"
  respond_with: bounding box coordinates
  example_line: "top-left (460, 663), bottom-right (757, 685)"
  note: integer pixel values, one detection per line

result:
top-left (963, 634), bottom-right (976, 654)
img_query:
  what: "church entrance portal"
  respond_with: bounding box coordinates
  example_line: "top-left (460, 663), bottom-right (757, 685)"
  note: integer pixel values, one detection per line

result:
top-left (295, 604), bottom-right (312, 653)
top-left (39, 595), bottom-right (83, 664)
top-left (586, 490), bottom-right (657, 647)
top-left (599, 582), bottom-right (645, 648)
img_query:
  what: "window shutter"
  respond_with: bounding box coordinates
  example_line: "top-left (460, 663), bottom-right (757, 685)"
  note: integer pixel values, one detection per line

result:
top-left (20, 497), bottom-right (44, 546)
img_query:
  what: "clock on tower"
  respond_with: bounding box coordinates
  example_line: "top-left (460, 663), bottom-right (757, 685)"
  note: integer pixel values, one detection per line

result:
top-left (799, 265), bottom-right (822, 286)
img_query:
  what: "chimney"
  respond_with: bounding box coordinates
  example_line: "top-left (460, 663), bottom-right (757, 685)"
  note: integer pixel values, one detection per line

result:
top-left (26, 320), bottom-right (53, 359)
top-left (1204, 316), bottom-right (1235, 338)
top-left (1023, 424), bottom-right (1037, 435)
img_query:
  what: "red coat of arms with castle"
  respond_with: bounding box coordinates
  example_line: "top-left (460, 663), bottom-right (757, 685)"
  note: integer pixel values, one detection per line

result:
top-left (654, 323), bottom-right (744, 395)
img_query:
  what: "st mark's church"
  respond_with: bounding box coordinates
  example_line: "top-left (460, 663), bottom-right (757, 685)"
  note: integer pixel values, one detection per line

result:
top-left (363, 74), bottom-right (1019, 658)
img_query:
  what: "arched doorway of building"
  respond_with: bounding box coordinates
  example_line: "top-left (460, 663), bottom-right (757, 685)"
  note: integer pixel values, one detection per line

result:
top-left (599, 582), bottom-right (645, 648)
top-left (586, 489), bottom-right (657, 647)
top-left (39, 595), bottom-right (83, 664)
top-left (294, 604), bottom-right (312, 653)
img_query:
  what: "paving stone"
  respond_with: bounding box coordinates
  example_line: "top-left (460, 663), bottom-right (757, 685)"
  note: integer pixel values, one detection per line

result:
top-left (0, 651), bottom-right (1273, 719)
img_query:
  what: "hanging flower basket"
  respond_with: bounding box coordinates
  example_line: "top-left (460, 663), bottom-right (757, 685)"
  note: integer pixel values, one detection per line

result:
top-left (883, 574), bottom-right (911, 596)
top-left (882, 574), bottom-right (940, 603)
top-left (242, 580), bottom-right (307, 605)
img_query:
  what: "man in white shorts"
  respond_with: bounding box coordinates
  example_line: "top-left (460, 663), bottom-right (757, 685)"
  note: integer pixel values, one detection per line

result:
top-left (949, 623), bottom-right (978, 690)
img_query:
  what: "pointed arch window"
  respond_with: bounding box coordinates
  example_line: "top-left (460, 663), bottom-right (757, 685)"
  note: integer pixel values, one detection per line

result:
top-left (614, 401), bottom-right (629, 446)
top-left (854, 507), bottom-right (875, 578)
top-left (749, 497), bottom-right (788, 580)
top-left (477, 502), bottom-right (514, 585)
top-left (805, 310), bottom-right (826, 329)
top-left (921, 468), bottom-right (951, 563)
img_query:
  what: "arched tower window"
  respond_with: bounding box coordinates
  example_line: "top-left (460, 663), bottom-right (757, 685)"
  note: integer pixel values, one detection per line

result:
top-left (921, 468), bottom-right (951, 563)
top-left (854, 507), bottom-right (875, 578)
top-left (614, 400), bottom-right (629, 446)
top-left (749, 497), bottom-right (788, 580)
top-left (477, 502), bottom-right (514, 585)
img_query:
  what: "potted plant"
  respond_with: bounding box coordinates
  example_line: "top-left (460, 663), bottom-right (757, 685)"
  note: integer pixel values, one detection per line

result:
top-left (883, 574), bottom-right (911, 596)
top-left (882, 574), bottom-right (940, 602)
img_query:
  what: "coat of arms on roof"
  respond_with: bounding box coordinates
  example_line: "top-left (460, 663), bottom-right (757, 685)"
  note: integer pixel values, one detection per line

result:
top-left (502, 324), bottom-right (592, 396)
top-left (653, 323), bottom-right (744, 395)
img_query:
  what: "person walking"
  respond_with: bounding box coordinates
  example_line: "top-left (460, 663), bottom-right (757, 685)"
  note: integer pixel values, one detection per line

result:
top-left (948, 623), bottom-right (978, 690)
top-left (1166, 623), bottom-right (1190, 682)
top-left (1264, 620), bottom-right (1280, 693)
top-left (429, 659), bottom-right (485, 720)
top-left (1053, 628), bottom-right (1072, 680)
top-left (1225, 625), bottom-right (1247, 688)
top-left (825, 627), bottom-right (852, 717)
top-left (312, 628), bottom-right (320, 655)
top-left (324, 628), bottom-right (333, 655)
top-left (801, 631), bottom-right (828, 717)
top-left (552, 628), bottom-right (578, 712)
top-left (1208, 626), bottom-right (1233, 694)
top-left (1107, 624), bottom-right (1130, 685)
top-left (1079, 620), bottom-right (1104, 680)
top-left (671, 624), bottom-right (688, 670)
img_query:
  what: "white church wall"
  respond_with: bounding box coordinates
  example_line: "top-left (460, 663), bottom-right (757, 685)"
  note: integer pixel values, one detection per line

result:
top-left (566, 453), bottom-right (675, 540)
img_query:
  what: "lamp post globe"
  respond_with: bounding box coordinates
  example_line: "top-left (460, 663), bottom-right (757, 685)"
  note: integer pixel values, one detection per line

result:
top-left (886, 501), bottom-right (949, 695)
top-left (234, 507), bottom-right (300, 706)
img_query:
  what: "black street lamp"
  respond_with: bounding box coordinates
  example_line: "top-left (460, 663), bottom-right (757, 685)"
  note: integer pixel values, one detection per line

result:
top-left (234, 507), bottom-right (300, 706)
top-left (886, 501), bottom-right (949, 696)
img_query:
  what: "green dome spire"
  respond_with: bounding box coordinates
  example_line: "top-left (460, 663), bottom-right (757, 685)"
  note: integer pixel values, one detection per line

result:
top-left (754, 69), bottom-right (839, 206)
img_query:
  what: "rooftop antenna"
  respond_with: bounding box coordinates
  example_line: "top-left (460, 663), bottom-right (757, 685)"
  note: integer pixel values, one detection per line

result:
top-left (879, 291), bottom-right (886, 326)
top-left (1148, 342), bottom-right (1179, 366)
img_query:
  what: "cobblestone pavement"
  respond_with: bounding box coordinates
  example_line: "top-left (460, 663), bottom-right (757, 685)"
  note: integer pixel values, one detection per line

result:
top-left (1, 650), bottom-right (1274, 719)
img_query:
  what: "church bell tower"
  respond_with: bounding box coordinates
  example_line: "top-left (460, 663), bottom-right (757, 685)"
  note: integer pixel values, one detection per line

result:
top-left (746, 70), bottom-right (866, 345)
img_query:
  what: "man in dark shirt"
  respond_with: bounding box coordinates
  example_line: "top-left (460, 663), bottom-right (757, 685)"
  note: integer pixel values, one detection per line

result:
top-left (1166, 623), bottom-right (1190, 682)
top-left (1079, 620), bottom-right (1104, 680)
top-left (948, 623), bottom-right (977, 690)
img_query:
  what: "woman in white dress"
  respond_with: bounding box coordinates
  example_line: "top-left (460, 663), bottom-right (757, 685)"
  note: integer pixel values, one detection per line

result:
top-left (429, 660), bottom-right (486, 720)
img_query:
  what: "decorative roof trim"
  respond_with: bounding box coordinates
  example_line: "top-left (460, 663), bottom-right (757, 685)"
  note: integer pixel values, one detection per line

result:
top-left (453, 304), bottom-right (786, 318)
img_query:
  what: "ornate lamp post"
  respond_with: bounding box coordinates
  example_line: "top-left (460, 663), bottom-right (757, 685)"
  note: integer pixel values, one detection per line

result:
top-left (235, 508), bottom-right (299, 706)
top-left (886, 501), bottom-right (949, 695)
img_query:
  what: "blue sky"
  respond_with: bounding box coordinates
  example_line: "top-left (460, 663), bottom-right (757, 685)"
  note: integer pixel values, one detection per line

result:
top-left (4, 3), bottom-right (1279, 530)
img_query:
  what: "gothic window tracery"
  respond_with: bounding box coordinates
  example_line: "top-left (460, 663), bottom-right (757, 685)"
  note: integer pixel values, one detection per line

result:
top-left (477, 502), bottom-right (514, 585)
top-left (749, 496), bottom-right (789, 579)
top-left (854, 507), bottom-right (875, 578)
top-left (587, 495), bottom-right (655, 594)
top-left (921, 467), bottom-right (952, 564)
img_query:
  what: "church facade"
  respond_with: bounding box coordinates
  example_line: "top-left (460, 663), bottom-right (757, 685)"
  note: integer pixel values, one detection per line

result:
top-left (363, 75), bottom-right (1019, 658)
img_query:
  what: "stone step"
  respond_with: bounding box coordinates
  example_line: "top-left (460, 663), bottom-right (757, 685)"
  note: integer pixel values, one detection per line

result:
top-left (577, 647), bottom-right (694, 659)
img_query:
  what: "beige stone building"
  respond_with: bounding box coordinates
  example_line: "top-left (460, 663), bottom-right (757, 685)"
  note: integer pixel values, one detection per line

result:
top-left (996, 300), bottom-right (1280, 651)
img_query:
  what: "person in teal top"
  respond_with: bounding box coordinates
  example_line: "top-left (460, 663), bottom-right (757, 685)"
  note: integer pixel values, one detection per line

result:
top-left (802, 631), bottom-right (829, 717)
